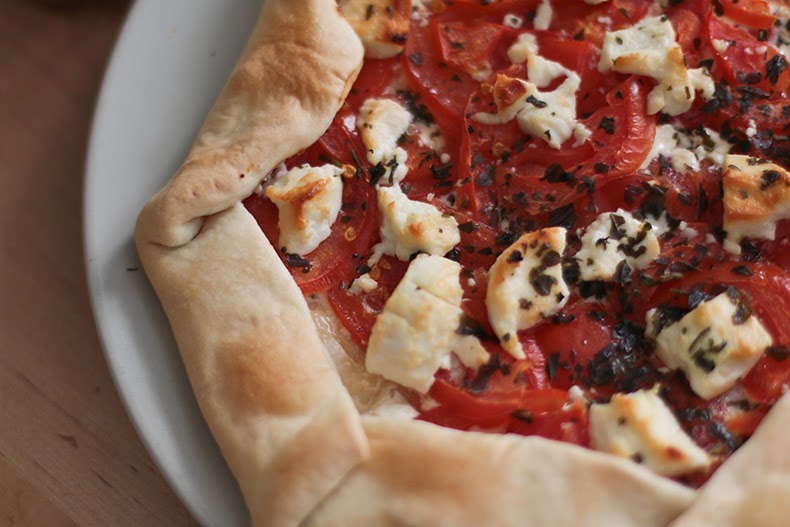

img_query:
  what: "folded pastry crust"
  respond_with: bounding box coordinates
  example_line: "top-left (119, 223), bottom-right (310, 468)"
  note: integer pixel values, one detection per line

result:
top-left (134, 1), bottom-right (790, 526)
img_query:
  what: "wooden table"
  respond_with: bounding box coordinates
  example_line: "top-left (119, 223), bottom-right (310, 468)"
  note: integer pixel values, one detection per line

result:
top-left (0, 1), bottom-right (199, 525)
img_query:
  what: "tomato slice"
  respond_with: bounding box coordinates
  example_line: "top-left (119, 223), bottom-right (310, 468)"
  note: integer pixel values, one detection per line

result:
top-left (457, 76), bottom-right (655, 219)
top-left (345, 57), bottom-right (397, 112)
top-left (244, 112), bottom-right (381, 295)
top-left (668, 8), bottom-right (705, 64)
top-left (719, 0), bottom-right (776, 30)
top-left (402, 17), bottom-right (481, 144)
top-left (707, 15), bottom-right (790, 93)
top-left (422, 379), bottom-right (589, 445)
top-left (438, 21), bottom-right (510, 82)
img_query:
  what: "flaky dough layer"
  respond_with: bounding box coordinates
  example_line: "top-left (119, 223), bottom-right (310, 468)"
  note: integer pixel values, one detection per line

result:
top-left (135, 1), bottom-right (790, 526)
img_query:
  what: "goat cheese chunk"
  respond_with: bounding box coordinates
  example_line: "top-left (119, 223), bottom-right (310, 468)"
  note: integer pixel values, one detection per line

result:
top-left (599, 16), bottom-right (713, 115)
top-left (373, 185), bottom-right (460, 262)
top-left (266, 164), bottom-right (346, 255)
top-left (358, 98), bottom-right (412, 184)
top-left (366, 255), bottom-right (490, 393)
top-left (476, 36), bottom-right (590, 149)
top-left (722, 154), bottom-right (790, 254)
top-left (646, 289), bottom-right (773, 399)
top-left (590, 387), bottom-right (712, 476)
top-left (486, 228), bottom-right (569, 359)
top-left (576, 210), bottom-right (660, 281)
top-left (534, 0), bottom-right (553, 30)
top-left (349, 273), bottom-right (379, 295)
top-left (640, 124), bottom-right (732, 172)
top-left (340, 0), bottom-right (409, 58)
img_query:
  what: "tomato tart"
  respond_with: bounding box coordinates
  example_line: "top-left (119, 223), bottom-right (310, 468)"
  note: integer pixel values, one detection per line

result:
top-left (135, 0), bottom-right (790, 525)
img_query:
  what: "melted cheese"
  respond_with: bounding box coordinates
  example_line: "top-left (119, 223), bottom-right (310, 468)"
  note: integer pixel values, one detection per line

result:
top-left (576, 210), bottom-right (660, 281)
top-left (647, 290), bottom-right (773, 399)
top-left (599, 16), bottom-right (713, 115)
top-left (366, 255), bottom-right (490, 393)
top-left (486, 228), bottom-right (569, 359)
top-left (373, 185), bottom-right (460, 261)
top-left (358, 98), bottom-right (412, 184)
top-left (265, 164), bottom-right (345, 255)
top-left (640, 123), bottom-right (732, 172)
top-left (723, 154), bottom-right (790, 253)
top-left (590, 387), bottom-right (712, 476)
top-left (341, 0), bottom-right (409, 58)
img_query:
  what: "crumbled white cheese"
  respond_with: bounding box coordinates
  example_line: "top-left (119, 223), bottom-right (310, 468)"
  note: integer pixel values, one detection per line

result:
top-left (711, 38), bottom-right (731, 54)
top-left (358, 98), bottom-right (412, 184)
top-left (722, 154), bottom-right (790, 253)
top-left (640, 123), bottom-right (732, 172)
top-left (366, 255), bottom-right (490, 393)
top-left (486, 228), bottom-right (569, 359)
top-left (410, 0), bottom-right (433, 24)
top-left (507, 32), bottom-right (538, 65)
top-left (477, 36), bottom-right (591, 148)
top-left (589, 386), bottom-right (712, 476)
top-left (372, 184), bottom-right (460, 262)
top-left (503, 13), bottom-right (524, 29)
top-left (414, 121), bottom-right (445, 153)
top-left (534, 0), bottom-right (553, 30)
top-left (266, 164), bottom-right (345, 255)
top-left (474, 74), bottom-right (589, 149)
top-left (576, 210), bottom-right (661, 281)
top-left (599, 16), bottom-right (713, 115)
top-left (349, 273), bottom-right (379, 295)
top-left (745, 119), bottom-right (758, 138)
top-left (507, 33), bottom-right (567, 88)
top-left (341, 0), bottom-right (408, 58)
top-left (647, 290), bottom-right (773, 399)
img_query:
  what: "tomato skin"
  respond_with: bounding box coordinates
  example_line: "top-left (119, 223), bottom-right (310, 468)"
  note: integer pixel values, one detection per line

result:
top-left (402, 17), bottom-right (480, 145)
top-left (345, 58), bottom-right (397, 111)
top-left (719, 0), bottom-right (776, 30)
top-left (531, 301), bottom-right (615, 391)
top-left (457, 75), bottom-right (655, 220)
top-left (422, 379), bottom-right (589, 446)
top-left (243, 110), bottom-right (381, 295)
top-left (438, 21), bottom-right (511, 82)
top-left (668, 8), bottom-right (704, 64)
top-left (707, 15), bottom-right (790, 94)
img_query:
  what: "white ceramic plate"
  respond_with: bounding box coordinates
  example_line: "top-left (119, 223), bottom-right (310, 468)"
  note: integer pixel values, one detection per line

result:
top-left (84, 1), bottom-right (261, 525)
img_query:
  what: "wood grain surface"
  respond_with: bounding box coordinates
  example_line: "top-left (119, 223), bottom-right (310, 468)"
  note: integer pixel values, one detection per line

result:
top-left (0, 1), bottom-right (199, 525)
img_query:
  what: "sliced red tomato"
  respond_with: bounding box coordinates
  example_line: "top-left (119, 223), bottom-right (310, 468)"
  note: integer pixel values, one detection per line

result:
top-left (327, 255), bottom-right (410, 347)
top-left (530, 300), bottom-right (616, 390)
top-left (551, 0), bottom-right (653, 45)
top-left (743, 353), bottom-right (790, 404)
top-left (537, 33), bottom-right (623, 115)
top-left (244, 111), bottom-right (381, 295)
top-left (707, 15), bottom-right (790, 93)
top-left (668, 8), bottom-right (705, 64)
top-left (344, 57), bottom-right (397, 111)
top-left (422, 379), bottom-right (589, 445)
top-left (402, 16), bottom-right (481, 144)
top-left (457, 76), bottom-right (655, 219)
top-left (719, 0), bottom-right (776, 30)
top-left (438, 21), bottom-right (510, 83)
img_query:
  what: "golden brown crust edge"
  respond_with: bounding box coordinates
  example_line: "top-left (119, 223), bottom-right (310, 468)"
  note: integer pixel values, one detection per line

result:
top-left (134, 1), bottom-right (367, 526)
top-left (303, 417), bottom-right (695, 527)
